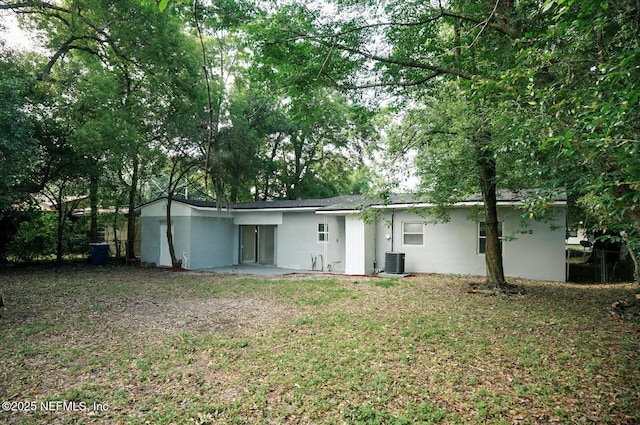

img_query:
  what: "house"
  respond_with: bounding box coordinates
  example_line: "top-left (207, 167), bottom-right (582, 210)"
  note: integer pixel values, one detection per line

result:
top-left (566, 227), bottom-right (591, 247)
top-left (136, 191), bottom-right (567, 281)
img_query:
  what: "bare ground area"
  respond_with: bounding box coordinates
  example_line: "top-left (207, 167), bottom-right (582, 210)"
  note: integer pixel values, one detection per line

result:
top-left (1, 265), bottom-right (300, 337)
top-left (111, 297), bottom-right (296, 336)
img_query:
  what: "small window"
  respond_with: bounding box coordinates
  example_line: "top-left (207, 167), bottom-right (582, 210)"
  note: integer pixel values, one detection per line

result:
top-left (318, 223), bottom-right (329, 242)
top-left (479, 221), bottom-right (503, 254)
top-left (403, 222), bottom-right (424, 245)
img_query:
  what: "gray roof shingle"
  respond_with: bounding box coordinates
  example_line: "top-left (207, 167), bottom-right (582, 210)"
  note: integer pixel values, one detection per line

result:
top-left (139, 189), bottom-right (566, 212)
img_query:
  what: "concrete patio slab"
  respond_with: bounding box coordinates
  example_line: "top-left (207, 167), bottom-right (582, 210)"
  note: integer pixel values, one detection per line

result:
top-left (201, 264), bottom-right (324, 276)
top-left (377, 272), bottom-right (412, 278)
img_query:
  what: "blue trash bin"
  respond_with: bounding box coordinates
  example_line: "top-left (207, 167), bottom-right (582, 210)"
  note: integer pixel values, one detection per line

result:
top-left (89, 243), bottom-right (109, 265)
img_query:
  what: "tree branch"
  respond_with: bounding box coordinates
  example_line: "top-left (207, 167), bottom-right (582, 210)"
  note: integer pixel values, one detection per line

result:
top-left (5, 1), bottom-right (136, 79)
top-left (468, 0), bottom-right (501, 48)
top-left (276, 28), bottom-right (475, 81)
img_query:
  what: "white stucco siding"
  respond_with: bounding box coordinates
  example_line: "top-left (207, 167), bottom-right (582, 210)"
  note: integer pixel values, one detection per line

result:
top-left (388, 210), bottom-right (484, 276)
top-left (140, 200), bottom-right (166, 217)
top-left (375, 214), bottom-right (393, 271)
top-left (156, 216), bottom-right (191, 267)
top-left (138, 197), bottom-right (566, 281)
top-left (277, 213), bottom-right (345, 272)
top-left (140, 217), bottom-right (191, 267)
top-left (233, 212), bottom-right (283, 225)
top-left (502, 208), bottom-right (566, 281)
top-left (189, 217), bottom-right (235, 269)
top-left (378, 207), bottom-right (566, 281)
top-left (140, 215), bottom-right (160, 265)
top-left (139, 201), bottom-right (232, 269)
top-left (140, 200), bottom-right (195, 218)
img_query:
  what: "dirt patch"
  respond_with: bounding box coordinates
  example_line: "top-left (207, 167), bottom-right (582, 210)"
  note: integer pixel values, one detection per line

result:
top-left (0, 265), bottom-right (301, 339)
top-left (110, 297), bottom-right (297, 336)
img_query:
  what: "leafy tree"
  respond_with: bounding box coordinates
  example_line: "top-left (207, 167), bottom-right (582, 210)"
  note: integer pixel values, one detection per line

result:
top-left (264, 87), bottom-right (370, 199)
top-left (6, 211), bottom-right (58, 262)
top-left (215, 84), bottom-right (268, 202)
top-left (253, 0), bottom-right (564, 287)
top-left (0, 47), bottom-right (38, 215)
top-left (519, 0), bottom-right (640, 285)
top-left (6, 0), bottom-right (207, 259)
top-left (35, 123), bottom-right (93, 262)
top-left (176, 0), bottom-right (256, 204)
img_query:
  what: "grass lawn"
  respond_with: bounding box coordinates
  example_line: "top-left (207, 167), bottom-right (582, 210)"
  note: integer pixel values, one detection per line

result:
top-left (0, 265), bottom-right (638, 424)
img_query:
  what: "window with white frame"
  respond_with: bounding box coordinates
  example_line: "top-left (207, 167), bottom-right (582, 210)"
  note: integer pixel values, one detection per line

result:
top-left (402, 222), bottom-right (424, 245)
top-left (478, 221), bottom-right (503, 254)
top-left (318, 223), bottom-right (329, 242)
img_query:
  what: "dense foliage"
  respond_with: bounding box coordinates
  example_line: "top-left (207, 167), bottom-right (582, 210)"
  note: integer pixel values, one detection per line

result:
top-left (250, 0), bottom-right (639, 286)
top-left (0, 0), bottom-right (374, 262)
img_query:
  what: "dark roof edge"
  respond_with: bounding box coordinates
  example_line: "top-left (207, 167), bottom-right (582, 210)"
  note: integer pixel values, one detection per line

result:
top-left (136, 189), bottom-right (567, 212)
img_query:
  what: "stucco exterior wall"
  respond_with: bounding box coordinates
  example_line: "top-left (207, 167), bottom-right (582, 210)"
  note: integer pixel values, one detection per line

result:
top-left (388, 209), bottom-right (482, 276)
top-left (140, 216), bottom-right (191, 267)
top-left (140, 215), bottom-right (160, 266)
top-left (140, 200), bottom-right (195, 218)
top-left (168, 217), bottom-right (192, 267)
top-left (277, 212), bottom-right (345, 272)
top-left (138, 198), bottom-right (566, 281)
top-left (375, 207), bottom-right (566, 281)
top-left (189, 217), bottom-right (235, 269)
top-left (233, 211), bottom-right (283, 225)
top-left (139, 199), bottom-right (233, 269)
top-left (502, 208), bottom-right (566, 281)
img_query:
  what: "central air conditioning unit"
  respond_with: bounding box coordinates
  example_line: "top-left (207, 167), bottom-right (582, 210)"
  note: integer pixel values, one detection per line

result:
top-left (385, 252), bottom-right (405, 274)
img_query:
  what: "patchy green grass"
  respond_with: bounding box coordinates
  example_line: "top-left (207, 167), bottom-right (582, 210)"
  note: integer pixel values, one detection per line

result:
top-left (0, 264), bottom-right (638, 424)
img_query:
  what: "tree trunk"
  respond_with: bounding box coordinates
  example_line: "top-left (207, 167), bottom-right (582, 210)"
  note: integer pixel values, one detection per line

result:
top-left (89, 171), bottom-right (99, 243)
top-left (629, 244), bottom-right (640, 289)
top-left (113, 206), bottom-right (121, 258)
top-left (126, 156), bottom-right (139, 259)
top-left (621, 232), bottom-right (640, 288)
top-left (56, 207), bottom-right (64, 263)
top-left (476, 133), bottom-right (506, 289)
top-left (165, 194), bottom-right (181, 268)
top-left (230, 187), bottom-right (238, 203)
top-left (55, 187), bottom-right (65, 263)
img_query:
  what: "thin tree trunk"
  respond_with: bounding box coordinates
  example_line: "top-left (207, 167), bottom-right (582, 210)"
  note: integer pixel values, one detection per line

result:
top-left (230, 183), bottom-right (238, 203)
top-left (113, 206), bottom-right (121, 257)
top-left (621, 232), bottom-right (640, 288)
top-left (89, 171), bottom-right (99, 243)
top-left (193, 0), bottom-right (224, 204)
top-left (56, 186), bottom-right (65, 263)
top-left (165, 157), bottom-right (197, 269)
top-left (126, 156), bottom-right (139, 259)
top-left (264, 136), bottom-right (282, 200)
top-left (628, 244), bottom-right (640, 288)
top-left (56, 207), bottom-right (64, 263)
top-left (166, 194), bottom-right (180, 268)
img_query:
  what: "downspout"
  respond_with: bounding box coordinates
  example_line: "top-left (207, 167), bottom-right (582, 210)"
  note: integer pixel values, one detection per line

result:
top-left (323, 215), bottom-right (328, 271)
top-left (391, 211), bottom-right (395, 252)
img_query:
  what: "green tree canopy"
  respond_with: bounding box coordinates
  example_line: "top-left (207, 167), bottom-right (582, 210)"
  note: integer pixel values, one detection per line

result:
top-left (519, 0), bottom-right (640, 283)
